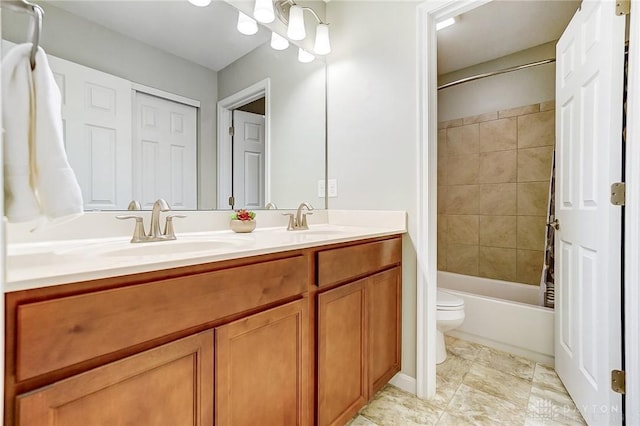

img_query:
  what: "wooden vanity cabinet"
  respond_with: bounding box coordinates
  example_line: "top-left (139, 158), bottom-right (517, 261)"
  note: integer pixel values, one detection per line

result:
top-left (16, 331), bottom-right (214, 426)
top-left (5, 235), bottom-right (402, 426)
top-left (216, 299), bottom-right (308, 426)
top-left (316, 238), bottom-right (402, 426)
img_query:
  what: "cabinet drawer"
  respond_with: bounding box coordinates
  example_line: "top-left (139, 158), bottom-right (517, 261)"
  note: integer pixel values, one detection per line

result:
top-left (16, 255), bottom-right (307, 382)
top-left (316, 238), bottom-right (401, 287)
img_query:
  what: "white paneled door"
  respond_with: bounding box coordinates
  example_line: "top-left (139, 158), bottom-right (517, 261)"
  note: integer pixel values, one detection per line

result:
top-left (48, 55), bottom-right (132, 210)
top-left (133, 92), bottom-right (197, 210)
top-left (555, 1), bottom-right (625, 424)
top-left (232, 110), bottom-right (265, 210)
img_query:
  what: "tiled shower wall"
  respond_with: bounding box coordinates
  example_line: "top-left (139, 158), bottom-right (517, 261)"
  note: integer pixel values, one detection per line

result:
top-left (437, 101), bottom-right (554, 285)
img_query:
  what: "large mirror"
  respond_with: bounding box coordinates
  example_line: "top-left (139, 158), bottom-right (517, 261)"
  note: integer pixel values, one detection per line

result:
top-left (1, 0), bottom-right (327, 210)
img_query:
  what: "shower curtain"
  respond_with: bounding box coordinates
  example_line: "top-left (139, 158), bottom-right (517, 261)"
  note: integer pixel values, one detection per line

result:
top-left (541, 153), bottom-right (556, 309)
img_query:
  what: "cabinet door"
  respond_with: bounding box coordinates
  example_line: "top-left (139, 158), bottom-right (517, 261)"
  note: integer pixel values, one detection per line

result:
top-left (216, 299), bottom-right (308, 426)
top-left (16, 331), bottom-right (214, 426)
top-left (317, 280), bottom-right (367, 426)
top-left (368, 267), bottom-right (402, 395)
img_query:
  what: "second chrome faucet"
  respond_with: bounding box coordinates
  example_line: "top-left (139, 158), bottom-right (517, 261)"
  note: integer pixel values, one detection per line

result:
top-left (117, 199), bottom-right (185, 243)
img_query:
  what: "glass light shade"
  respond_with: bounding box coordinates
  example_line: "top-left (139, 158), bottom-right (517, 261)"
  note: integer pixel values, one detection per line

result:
top-left (313, 23), bottom-right (331, 55)
top-left (298, 48), bottom-right (315, 63)
top-left (270, 32), bottom-right (289, 50)
top-left (188, 0), bottom-right (211, 6)
top-left (287, 5), bottom-right (306, 41)
top-left (253, 0), bottom-right (275, 23)
top-left (237, 11), bottom-right (258, 36)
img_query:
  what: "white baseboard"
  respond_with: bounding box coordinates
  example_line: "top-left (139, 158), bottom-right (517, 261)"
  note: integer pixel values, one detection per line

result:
top-left (389, 372), bottom-right (417, 395)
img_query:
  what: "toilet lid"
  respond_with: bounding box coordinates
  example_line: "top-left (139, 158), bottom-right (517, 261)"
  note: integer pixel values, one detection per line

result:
top-left (437, 290), bottom-right (464, 309)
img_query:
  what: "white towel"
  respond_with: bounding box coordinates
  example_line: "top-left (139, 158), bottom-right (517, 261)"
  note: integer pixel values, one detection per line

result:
top-left (2, 43), bottom-right (83, 225)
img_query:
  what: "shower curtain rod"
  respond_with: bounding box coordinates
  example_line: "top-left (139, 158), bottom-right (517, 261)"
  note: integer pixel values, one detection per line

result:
top-left (437, 58), bottom-right (556, 90)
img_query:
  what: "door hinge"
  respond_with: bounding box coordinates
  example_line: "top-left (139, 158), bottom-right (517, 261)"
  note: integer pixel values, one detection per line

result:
top-left (611, 182), bottom-right (626, 206)
top-left (616, 0), bottom-right (630, 15)
top-left (611, 369), bottom-right (626, 394)
top-left (228, 196), bottom-right (235, 207)
top-left (228, 126), bottom-right (234, 136)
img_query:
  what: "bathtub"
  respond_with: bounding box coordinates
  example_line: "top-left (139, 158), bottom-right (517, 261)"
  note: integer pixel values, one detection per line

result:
top-left (438, 271), bottom-right (555, 366)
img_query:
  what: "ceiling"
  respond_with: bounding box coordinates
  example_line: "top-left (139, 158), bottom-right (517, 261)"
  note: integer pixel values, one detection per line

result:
top-left (51, 1), bottom-right (269, 71)
top-left (50, 0), bottom-right (580, 75)
top-left (437, 0), bottom-right (581, 75)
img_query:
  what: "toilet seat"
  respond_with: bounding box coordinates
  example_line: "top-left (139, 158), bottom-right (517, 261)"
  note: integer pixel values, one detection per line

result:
top-left (437, 290), bottom-right (464, 311)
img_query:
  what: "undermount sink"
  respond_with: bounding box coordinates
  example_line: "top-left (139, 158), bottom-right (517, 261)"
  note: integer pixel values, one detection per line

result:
top-left (101, 239), bottom-right (247, 257)
top-left (50, 235), bottom-right (254, 259)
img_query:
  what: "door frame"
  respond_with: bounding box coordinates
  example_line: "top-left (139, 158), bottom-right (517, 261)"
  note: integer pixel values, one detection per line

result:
top-left (416, 0), bottom-right (640, 410)
top-left (415, 0), bottom-right (492, 399)
top-left (624, 3), bottom-right (640, 422)
top-left (217, 79), bottom-right (271, 210)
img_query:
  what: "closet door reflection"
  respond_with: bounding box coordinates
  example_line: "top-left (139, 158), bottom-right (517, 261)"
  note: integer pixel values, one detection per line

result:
top-left (133, 92), bottom-right (197, 210)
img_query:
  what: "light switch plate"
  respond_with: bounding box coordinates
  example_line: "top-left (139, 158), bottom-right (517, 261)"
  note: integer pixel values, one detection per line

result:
top-left (328, 179), bottom-right (338, 197)
top-left (317, 179), bottom-right (326, 198)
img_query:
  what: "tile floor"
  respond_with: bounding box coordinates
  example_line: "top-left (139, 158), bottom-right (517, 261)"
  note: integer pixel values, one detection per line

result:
top-left (348, 336), bottom-right (586, 425)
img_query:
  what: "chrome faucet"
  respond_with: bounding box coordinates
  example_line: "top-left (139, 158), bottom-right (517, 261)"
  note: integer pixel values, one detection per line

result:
top-left (283, 202), bottom-right (314, 231)
top-left (149, 198), bottom-right (171, 238)
top-left (117, 198), bottom-right (185, 243)
top-left (265, 202), bottom-right (278, 210)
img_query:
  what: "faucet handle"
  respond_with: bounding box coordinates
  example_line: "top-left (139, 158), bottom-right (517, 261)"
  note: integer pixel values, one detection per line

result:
top-left (301, 211), bottom-right (313, 229)
top-left (116, 215), bottom-right (146, 242)
top-left (164, 214), bottom-right (186, 239)
top-left (282, 213), bottom-right (295, 231)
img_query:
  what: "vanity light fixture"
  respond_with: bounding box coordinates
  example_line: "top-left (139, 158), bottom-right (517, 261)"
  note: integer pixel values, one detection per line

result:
top-left (275, 0), bottom-right (331, 55)
top-left (436, 16), bottom-right (457, 31)
top-left (297, 48), bottom-right (315, 63)
top-left (271, 32), bottom-right (289, 50)
top-left (187, 0), bottom-right (211, 6)
top-left (237, 11), bottom-right (258, 35)
top-left (253, 0), bottom-right (275, 23)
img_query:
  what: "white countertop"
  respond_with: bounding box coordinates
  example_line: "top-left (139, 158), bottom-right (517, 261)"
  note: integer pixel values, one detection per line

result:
top-left (6, 211), bottom-right (406, 292)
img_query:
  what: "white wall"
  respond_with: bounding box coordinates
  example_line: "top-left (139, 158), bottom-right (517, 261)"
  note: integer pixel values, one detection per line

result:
top-left (1, 3), bottom-right (219, 209)
top-left (438, 42), bottom-right (556, 121)
top-left (326, 1), bottom-right (420, 379)
top-left (218, 43), bottom-right (326, 209)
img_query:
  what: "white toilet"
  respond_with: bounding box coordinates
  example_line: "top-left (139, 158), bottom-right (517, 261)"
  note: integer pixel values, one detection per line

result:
top-left (436, 290), bottom-right (465, 364)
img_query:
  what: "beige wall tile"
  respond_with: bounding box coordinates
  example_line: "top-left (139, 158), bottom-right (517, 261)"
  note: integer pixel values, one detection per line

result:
top-left (447, 124), bottom-right (479, 157)
top-left (517, 182), bottom-right (550, 216)
top-left (438, 157), bottom-right (447, 186)
top-left (446, 185), bottom-right (479, 215)
top-left (479, 118), bottom-right (517, 152)
top-left (479, 183), bottom-right (517, 215)
top-left (438, 215), bottom-right (448, 246)
top-left (539, 100), bottom-right (555, 112)
top-left (479, 216), bottom-right (516, 248)
top-left (448, 154), bottom-right (479, 185)
top-left (518, 111), bottom-right (555, 149)
top-left (498, 104), bottom-right (539, 118)
top-left (518, 146), bottom-right (553, 182)
top-left (479, 247), bottom-right (517, 281)
top-left (448, 215), bottom-right (479, 245)
top-left (517, 216), bottom-right (547, 250)
top-left (438, 240), bottom-right (447, 270)
top-left (438, 189), bottom-right (447, 214)
top-left (463, 111), bottom-right (498, 125)
top-left (438, 129), bottom-right (448, 160)
top-left (447, 244), bottom-right (479, 275)
top-left (479, 150), bottom-right (517, 183)
top-left (517, 249), bottom-right (544, 285)
top-left (439, 118), bottom-right (464, 130)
